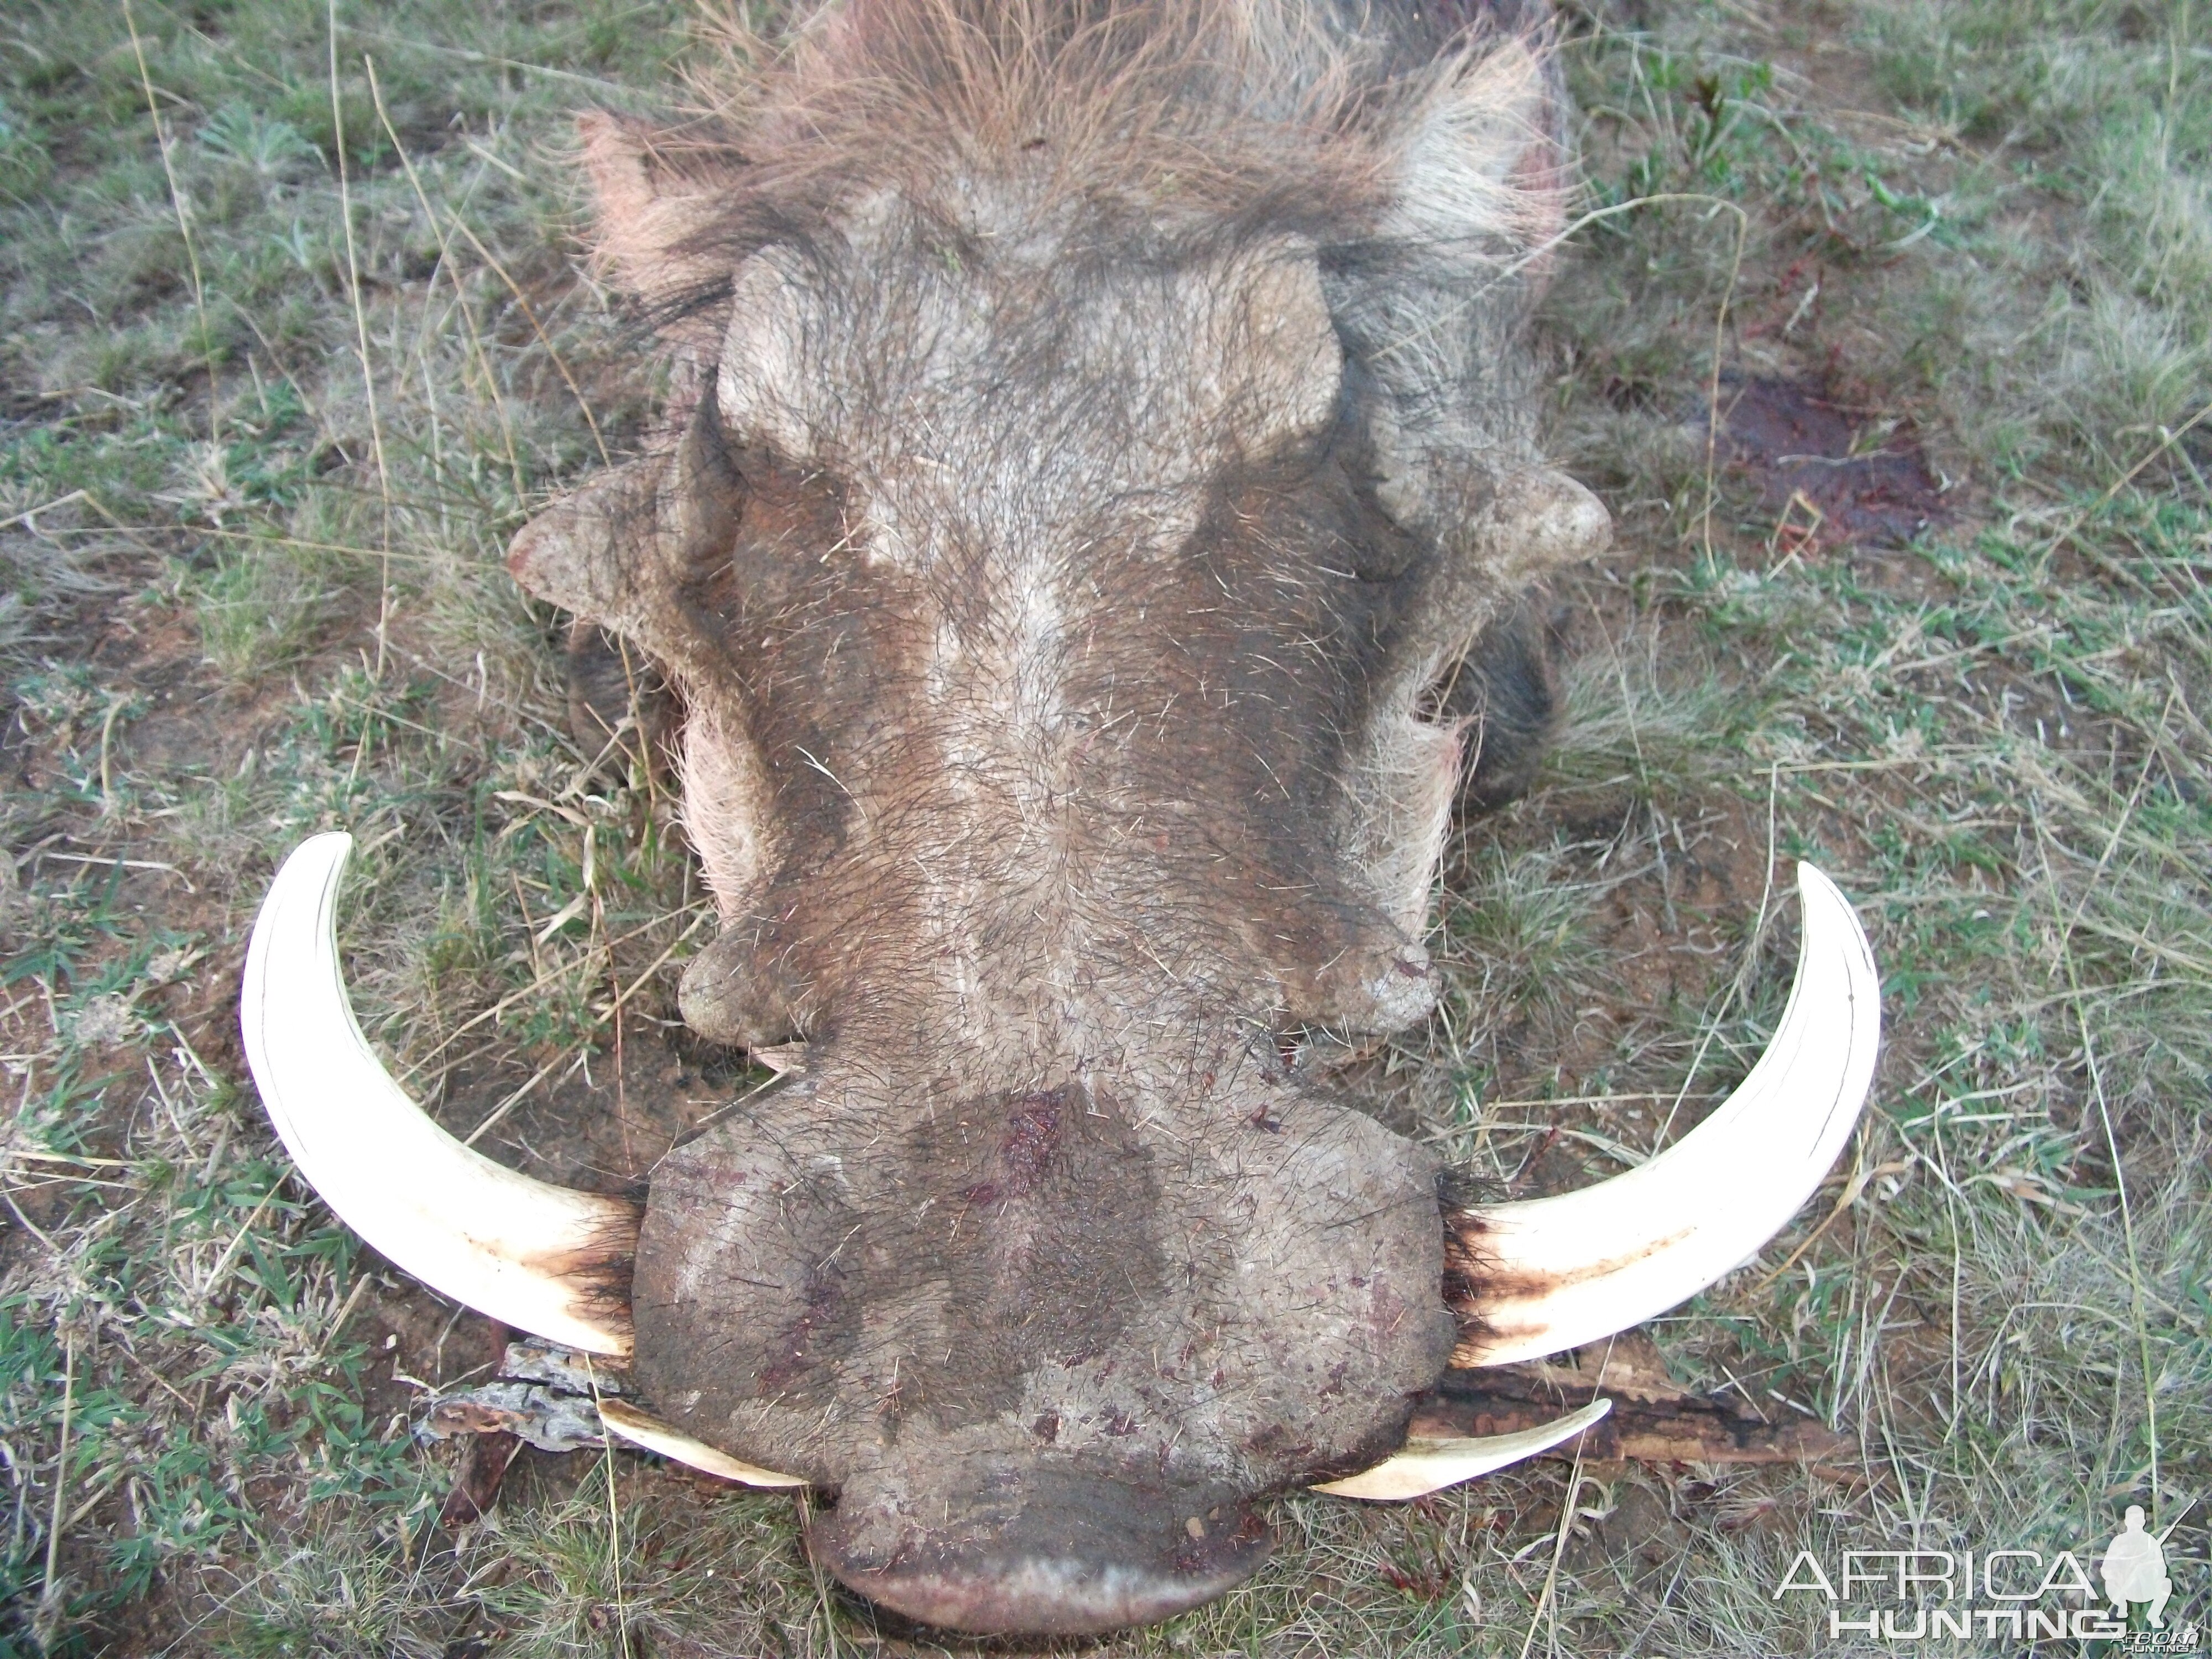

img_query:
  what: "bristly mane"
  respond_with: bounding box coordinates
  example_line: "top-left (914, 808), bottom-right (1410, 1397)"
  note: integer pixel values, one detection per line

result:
top-left (602, 0), bottom-right (1560, 333)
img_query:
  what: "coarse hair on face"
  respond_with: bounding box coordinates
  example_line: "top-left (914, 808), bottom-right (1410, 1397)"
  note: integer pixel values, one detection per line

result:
top-left (522, 0), bottom-right (1597, 1051)
top-left (581, 0), bottom-right (1570, 351)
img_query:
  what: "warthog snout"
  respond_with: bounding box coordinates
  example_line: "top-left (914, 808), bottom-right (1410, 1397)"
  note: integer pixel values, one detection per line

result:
top-left (628, 1066), bottom-right (1458, 1624)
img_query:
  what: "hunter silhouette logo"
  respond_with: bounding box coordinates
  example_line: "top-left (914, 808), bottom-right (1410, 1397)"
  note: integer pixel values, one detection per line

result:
top-left (1773, 1500), bottom-right (2200, 1646)
top-left (2104, 1506), bottom-right (2175, 1629)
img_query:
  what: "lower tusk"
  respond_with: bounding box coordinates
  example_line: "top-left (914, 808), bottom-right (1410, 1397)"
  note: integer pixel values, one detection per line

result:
top-left (597, 1400), bottom-right (808, 1488)
top-left (1448, 863), bottom-right (1880, 1367)
top-left (1312, 1399), bottom-right (1612, 1500)
top-left (241, 832), bottom-right (639, 1355)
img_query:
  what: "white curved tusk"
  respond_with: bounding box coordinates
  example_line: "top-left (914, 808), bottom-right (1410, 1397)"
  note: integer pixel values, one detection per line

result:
top-left (241, 832), bottom-right (639, 1355)
top-left (598, 1399), bottom-right (808, 1488)
top-left (1451, 863), bottom-right (1880, 1368)
top-left (1313, 1399), bottom-right (1612, 1500)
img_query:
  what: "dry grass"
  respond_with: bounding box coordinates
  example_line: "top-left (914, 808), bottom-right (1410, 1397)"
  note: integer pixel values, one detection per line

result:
top-left (1, 0), bottom-right (2206, 1652)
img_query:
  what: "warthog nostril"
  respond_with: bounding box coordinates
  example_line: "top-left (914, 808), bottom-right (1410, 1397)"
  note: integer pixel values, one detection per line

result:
top-left (805, 1464), bottom-right (1271, 1636)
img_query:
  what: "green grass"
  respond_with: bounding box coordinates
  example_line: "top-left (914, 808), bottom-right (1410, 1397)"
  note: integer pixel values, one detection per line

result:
top-left (2, 0), bottom-right (2208, 1652)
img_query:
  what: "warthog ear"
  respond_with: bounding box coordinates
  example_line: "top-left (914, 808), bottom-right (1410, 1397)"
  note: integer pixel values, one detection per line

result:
top-left (1384, 35), bottom-right (1566, 262)
top-left (578, 112), bottom-right (737, 304)
top-left (1327, 31), bottom-right (1580, 568)
top-left (507, 393), bottom-right (747, 665)
top-left (506, 452), bottom-right (664, 637)
top-left (508, 399), bottom-right (787, 931)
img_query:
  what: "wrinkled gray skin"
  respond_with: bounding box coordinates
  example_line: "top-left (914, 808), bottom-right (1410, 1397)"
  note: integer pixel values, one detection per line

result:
top-left (509, 0), bottom-right (1608, 1633)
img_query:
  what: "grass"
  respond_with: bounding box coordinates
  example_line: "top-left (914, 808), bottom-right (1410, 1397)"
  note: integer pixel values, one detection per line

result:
top-left (1, 0), bottom-right (2206, 1652)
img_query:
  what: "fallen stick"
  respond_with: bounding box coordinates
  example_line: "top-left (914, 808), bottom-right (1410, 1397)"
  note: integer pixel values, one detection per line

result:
top-left (1413, 1335), bottom-right (1852, 1468)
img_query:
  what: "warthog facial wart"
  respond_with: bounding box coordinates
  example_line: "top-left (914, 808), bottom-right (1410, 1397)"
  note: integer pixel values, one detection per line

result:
top-left (239, 0), bottom-right (1881, 1634)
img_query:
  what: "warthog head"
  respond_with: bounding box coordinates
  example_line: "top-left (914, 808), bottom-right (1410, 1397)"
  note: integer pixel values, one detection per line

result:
top-left (240, 0), bottom-right (1879, 1634)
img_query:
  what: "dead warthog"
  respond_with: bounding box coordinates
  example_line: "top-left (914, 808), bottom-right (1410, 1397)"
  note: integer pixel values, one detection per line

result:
top-left (242, 0), bottom-right (1879, 1635)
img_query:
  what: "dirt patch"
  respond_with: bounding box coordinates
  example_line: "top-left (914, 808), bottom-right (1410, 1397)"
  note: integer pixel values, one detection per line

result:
top-left (1709, 375), bottom-right (1945, 549)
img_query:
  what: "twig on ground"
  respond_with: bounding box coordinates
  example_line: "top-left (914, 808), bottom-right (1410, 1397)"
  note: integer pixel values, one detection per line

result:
top-left (123, 0), bottom-right (217, 444)
top-left (33, 849), bottom-right (192, 888)
top-left (328, 12), bottom-right (392, 679)
top-left (38, 1333), bottom-right (76, 1635)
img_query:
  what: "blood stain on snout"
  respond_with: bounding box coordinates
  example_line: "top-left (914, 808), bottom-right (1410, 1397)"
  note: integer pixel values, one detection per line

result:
top-left (891, 1084), bottom-right (1165, 1420)
top-left (995, 1093), bottom-right (1065, 1191)
top-left (957, 1091), bottom-right (1067, 1208)
top-left (757, 1269), bottom-right (846, 1394)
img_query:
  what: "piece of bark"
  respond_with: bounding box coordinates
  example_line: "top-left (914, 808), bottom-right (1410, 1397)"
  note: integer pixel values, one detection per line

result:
top-left (440, 1431), bottom-right (523, 1527)
top-left (420, 1383), bottom-right (610, 1453)
top-left (1415, 1335), bottom-right (1851, 1467)
top-left (418, 1340), bottom-right (628, 1455)
top-left (497, 1339), bottom-right (624, 1396)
